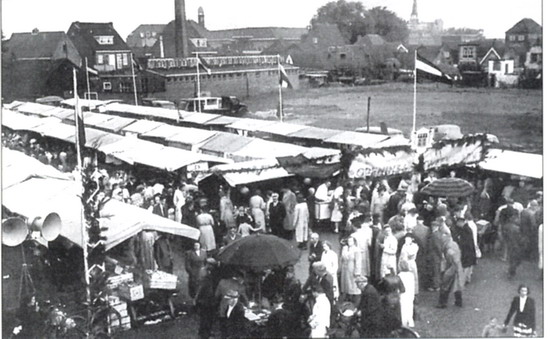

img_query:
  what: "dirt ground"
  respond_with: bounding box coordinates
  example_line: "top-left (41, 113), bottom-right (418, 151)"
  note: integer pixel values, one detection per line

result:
top-left (244, 82), bottom-right (543, 153)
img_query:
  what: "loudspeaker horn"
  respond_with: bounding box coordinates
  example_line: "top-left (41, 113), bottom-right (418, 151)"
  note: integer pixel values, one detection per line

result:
top-left (2, 218), bottom-right (28, 247)
top-left (30, 212), bottom-right (62, 242)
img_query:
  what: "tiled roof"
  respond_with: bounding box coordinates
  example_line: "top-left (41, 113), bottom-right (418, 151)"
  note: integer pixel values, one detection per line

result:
top-left (506, 18), bottom-right (542, 34)
top-left (7, 31), bottom-right (67, 59)
top-left (355, 34), bottom-right (386, 46)
top-left (67, 22), bottom-right (131, 57)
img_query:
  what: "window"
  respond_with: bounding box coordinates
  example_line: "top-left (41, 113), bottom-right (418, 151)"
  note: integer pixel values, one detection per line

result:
top-left (119, 82), bottom-right (132, 93)
top-left (509, 35), bottom-right (516, 42)
top-left (139, 32), bottom-right (145, 38)
top-left (103, 82), bottom-right (112, 91)
top-left (492, 60), bottom-right (501, 71)
top-left (108, 54), bottom-right (116, 66)
top-left (122, 53), bottom-right (129, 66)
top-left (116, 54), bottom-right (123, 69)
top-left (152, 32), bottom-right (157, 37)
top-left (96, 54), bottom-right (104, 65)
top-left (340, 53), bottom-right (346, 60)
top-left (312, 37), bottom-right (318, 44)
top-left (518, 35), bottom-right (525, 41)
top-left (417, 133), bottom-right (428, 147)
top-left (530, 53), bottom-right (541, 63)
top-left (94, 35), bottom-right (114, 45)
top-left (505, 63), bottom-right (510, 74)
top-left (462, 46), bottom-right (474, 59)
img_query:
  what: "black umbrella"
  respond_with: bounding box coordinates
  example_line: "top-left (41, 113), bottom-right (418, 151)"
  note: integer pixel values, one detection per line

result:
top-left (420, 177), bottom-right (475, 198)
top-left (217, 233), bottom-right (300, 271)
top-left (217, 234), bottom-right (301, 305)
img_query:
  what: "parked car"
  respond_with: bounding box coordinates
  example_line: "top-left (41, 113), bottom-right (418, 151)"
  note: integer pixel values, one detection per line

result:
top-left (177, 96), bottom-right (248, 116)
top-left (142, 98), bottom-right (176, 109)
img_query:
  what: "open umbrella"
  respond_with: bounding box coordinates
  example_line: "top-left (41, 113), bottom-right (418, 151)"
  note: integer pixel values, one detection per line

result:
top-left (216, 234), bottom-right (301, 305)
top-left (420, 177), bottom-right (475, 198)
top-left (217, 233), bottom-right (300, 271)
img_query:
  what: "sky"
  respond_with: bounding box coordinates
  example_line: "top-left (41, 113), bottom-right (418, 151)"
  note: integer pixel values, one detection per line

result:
top-left (1, 0), bottom-right (543, 40)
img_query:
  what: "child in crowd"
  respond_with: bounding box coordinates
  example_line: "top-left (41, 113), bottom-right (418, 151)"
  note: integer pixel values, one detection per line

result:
top-left (481, 317), bottom-right (505, 337)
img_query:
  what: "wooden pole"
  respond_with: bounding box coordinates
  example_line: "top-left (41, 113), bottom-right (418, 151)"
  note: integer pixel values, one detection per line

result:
top-left (130, 53), bottom-right (138, 106)
top-left (85, 57), bottom-right (91, 100)
top-left (366, 96), bottom-right (371, 132)
top-left (196, 55), bottom-right (202, 113)
top-left (412, 49), bottom-right (417, 135)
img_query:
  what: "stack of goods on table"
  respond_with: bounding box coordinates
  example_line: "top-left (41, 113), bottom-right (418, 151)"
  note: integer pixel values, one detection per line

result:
top-left (144, 270), bottom-right (178, 290)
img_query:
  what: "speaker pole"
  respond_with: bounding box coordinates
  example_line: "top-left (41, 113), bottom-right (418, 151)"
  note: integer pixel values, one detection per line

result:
top-left (18, 245), bottom-right (35, 306)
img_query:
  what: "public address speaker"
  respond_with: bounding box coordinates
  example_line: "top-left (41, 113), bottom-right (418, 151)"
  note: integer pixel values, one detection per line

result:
top-left (2, 212), bottom-right (62, 246)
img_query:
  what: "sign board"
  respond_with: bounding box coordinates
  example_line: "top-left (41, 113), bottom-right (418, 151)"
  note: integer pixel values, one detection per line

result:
top-left (422, 139), bottom-right (485, 170)
top-left (187, 162), bottom-right (209, 173)
top-left (348, 150), bottom-right (415, 178)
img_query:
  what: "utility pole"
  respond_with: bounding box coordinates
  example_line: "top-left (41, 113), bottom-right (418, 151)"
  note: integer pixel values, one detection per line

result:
top-left (366, 96), bottom-right (371, 132)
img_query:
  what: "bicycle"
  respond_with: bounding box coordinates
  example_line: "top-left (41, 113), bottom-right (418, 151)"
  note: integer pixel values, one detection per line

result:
top-left (41, 292), bottom-right (122, 339)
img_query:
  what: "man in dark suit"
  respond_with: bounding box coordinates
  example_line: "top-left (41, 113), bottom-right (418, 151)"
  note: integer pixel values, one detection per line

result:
top-left (302, 262), bottom-right (334, 305)
top-left (356, 275), bottom-right (384, 338)
top-left (218, 290), bottom-right (246, 339)
top-left (308, 232), bottom-right (324, 268)
top-left (152, 194), bottom-right (167, 217)
top-left (153, 233), bottom-right (173, 273)
top-left (268, 193), bottom-right (286, 238)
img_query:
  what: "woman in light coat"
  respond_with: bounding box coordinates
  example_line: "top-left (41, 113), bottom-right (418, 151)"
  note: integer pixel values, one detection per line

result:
top-left (293, 194), bottom-right (310, 247)
top-left (399, 233), bottom-right (419, 294)
top-left (398, 260), bottom-right (415, 327)
top-left (320, 241), bottom-right (339, 300)
top-left (308, 286), bottom-right (331, 338)
top-left (380, 226), bottom-right (398, 278)
top-left (340, 236), bottom-right (362, 303)
top-left (249, 189), bottom-right (266, 232)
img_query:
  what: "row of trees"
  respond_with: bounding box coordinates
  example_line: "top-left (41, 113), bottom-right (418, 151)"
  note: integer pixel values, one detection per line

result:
top-left (310, 0), bottom-right (409, 44)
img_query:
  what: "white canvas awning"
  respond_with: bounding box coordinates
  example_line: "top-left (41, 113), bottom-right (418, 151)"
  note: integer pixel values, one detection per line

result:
top-left (478, 149), bottom-right (543, 179)
top-left (122, 120), bottom-right (165, 136)
top-left (15, 102), bottom-right (57, 117)
top-left (199, 158), bottom-right (293, 187)
top-left (324, 131), bottom-right (390, 148)
top-left (231, 138), bottom-right (305, 161)
top-left (2, 149), bottom-right (200, 250)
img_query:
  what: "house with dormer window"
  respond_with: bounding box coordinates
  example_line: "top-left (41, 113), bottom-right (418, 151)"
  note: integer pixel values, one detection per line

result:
top-left (67, 22), bottom-right (136, 96)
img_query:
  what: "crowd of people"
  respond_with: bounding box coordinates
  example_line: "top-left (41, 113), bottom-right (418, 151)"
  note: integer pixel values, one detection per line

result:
top-left (4, 129), bottom-right (543, 338)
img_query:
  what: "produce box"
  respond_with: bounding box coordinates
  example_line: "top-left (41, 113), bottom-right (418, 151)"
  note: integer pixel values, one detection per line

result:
top-left (107, 273), bottom-right (134, 289)
top-left (145, 270), bottom-right (178, 290)
top-left (119, 283), bottom-right (144, 301)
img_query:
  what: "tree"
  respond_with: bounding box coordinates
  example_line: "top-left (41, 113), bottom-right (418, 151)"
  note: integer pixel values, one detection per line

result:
top-left (310, 0), bottom-right (373, 44)
top-left (310, 1), bottom-right (408, 44)
top-left (366, 6), bottom-right (409, 42)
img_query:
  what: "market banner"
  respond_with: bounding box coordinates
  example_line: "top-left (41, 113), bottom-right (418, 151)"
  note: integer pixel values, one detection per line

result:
top-left (422, 136), bottom-right (486, 171)
top-left (348, 149), bottom-right (416, 178)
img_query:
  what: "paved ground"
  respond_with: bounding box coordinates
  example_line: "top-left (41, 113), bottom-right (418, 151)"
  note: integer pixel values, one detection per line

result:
top-left (119, 225), bottom-right (544, 338)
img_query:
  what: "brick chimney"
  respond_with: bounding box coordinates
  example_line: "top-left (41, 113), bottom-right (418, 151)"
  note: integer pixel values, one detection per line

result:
top-left (198, 7), bottom-right (205, 28)
top-left (174, 0), bottom-right (189, 57)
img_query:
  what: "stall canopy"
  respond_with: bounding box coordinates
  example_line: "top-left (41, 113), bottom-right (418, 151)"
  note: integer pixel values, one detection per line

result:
top-left (15, 102), bottom-right (57, 117)
top-left (103, 102), bottom-right (179, 122)
top-left (122, 120), bottom-right (165, 136)
top-left (182, 112), bottom-right (222, 125)
top-left (3, 148), bottom-right (69, 189)
top-left (61, 98), bottom-right (114, 110)
top-left (231, 138), bottom-right (306, 162)
top-left (253, 122), bottom-right (307, 136)
top-left (49, 107), bottom-right (76, 120)
top-left (141, 124), bottom-right (182, 141)
top-left (478, 149), bottom-right (543, 179)
top-left (95, 115), bottom-right (136, 133)
top-left (83, 128), bottom-right (125, 149)
top-left (199, 159), bottom-right (293, 187)
top-left (203, 115), bottom-right (241, 127)
top-left (98, 137), bottom-right (230, 170)
top-left (226, 118), bottom-right (276, 133)
top-left (199, 133), bottom-right (254, 157)
top-left (2, 109), bottom-right (49, 131)
top-left (324, 131), bottom-right (390, 148)
top-left (2, 148), bottom-right (200, 250)
top-left (4, 101), bottom-right (25, 110)
top-left (165, 127), bottom-right (218, 150)
top-left (287, 126), bottom-right (341, 141)
top-left (33, 119), bottom-right (76, 142)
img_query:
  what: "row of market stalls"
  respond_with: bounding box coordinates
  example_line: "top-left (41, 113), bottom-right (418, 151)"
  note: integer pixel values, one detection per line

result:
top-left (7, 100), bottom-right (409, 149)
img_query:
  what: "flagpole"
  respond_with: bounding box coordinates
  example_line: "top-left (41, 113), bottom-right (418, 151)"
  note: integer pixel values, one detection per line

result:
top-left (277, 55), bottom-right (283, 122)
top-left (196, 54), bottom-right (202, 113)
top-left (85, 57), bottom-right (91, 100)
top-left (73, 67), bottom-right (92, 322)
top-left (412, 49), bottom-right (417, 135)
top-left (130, 53), bottom-right (138, 106)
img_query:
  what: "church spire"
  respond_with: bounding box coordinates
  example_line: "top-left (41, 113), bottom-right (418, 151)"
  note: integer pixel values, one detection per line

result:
top-left (410, 0), bottom-right (419, 23)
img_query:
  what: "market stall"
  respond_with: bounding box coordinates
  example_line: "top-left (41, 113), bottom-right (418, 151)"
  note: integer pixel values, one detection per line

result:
top-left (477, 148), bottom-right (543, 179)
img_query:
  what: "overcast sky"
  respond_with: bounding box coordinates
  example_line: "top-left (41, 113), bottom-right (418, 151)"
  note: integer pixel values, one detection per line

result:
top-left (2, 0), bottom-right (543, 40)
